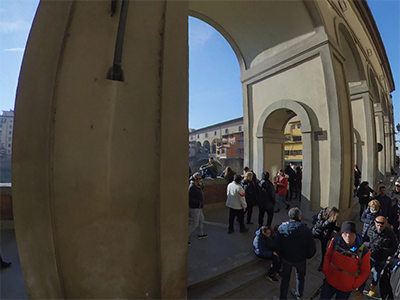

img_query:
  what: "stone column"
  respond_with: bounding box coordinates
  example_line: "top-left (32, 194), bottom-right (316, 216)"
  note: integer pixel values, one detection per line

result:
top-left (350, 83), bottom-right (377, 185)
top-left (12, 1), bottom-right (189, 299)
top-left (375, 107), bottom-right (386, 180)
top-left (384, 117), bottom-right (392, 173)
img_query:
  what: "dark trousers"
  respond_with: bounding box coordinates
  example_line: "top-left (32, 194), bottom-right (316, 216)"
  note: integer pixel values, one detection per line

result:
top-left (359, 203), bottom-right (367, 218)
top-left (316, 237), bottom-right (329, 267)
top-left (280, 259), bottom-right (306, 299)
top-left (246, 204), bottom-right (254, 223)
top-left (228, 208), bottom-right (245, 231)
top-left (269, 255), bottom-right (282, 274)
top-left (201, 169), bottom-right (216, 178)
top-left (258, 207), bottom-right (274, 227)
top-left (319, 279), bottom-right (351, 300)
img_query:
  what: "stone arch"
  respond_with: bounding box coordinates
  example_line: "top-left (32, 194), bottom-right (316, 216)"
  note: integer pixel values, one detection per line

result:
top-left (336, 21), bottom-right (366, 83)
top-left (368, 68), bottom-right (380, 104)
top-left (189, 1), bottom-right (321, 70)
top-left (203, 140), bottom-right (210, 153)
top-left (255, 100), bottom-right (315, 215)
top-left (11, 1), bottom-right (393, 298)
top-left (195, 141), bottom-right (202, 153)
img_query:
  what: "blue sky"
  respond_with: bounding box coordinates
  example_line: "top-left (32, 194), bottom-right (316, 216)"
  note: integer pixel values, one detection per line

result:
top-left (1, 0), bottom-right (399, 132)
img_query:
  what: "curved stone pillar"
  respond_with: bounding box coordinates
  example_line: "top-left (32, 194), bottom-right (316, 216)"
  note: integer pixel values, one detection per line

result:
top-left (375, 107), bottom-right (386, 179)
top-left (350, 83), bottom-right (377, 185)
top-left (12, 1), bottom-right (188, 298)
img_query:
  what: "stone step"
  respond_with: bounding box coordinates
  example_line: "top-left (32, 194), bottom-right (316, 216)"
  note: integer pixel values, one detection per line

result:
top-left (187, 257), bottom-right (267, 299)
top-left (188, 249), bottom-right (325, 300)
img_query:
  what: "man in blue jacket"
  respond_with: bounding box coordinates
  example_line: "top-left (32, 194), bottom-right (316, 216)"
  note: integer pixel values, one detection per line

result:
top-left (275, 207), bottom-right (316, 299)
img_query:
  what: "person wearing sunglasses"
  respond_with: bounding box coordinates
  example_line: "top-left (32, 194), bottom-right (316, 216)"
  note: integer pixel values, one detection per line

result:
top-left (188, 172), bottom-right (208, 246)
top-left (356, 216), bottom-right (398, 298)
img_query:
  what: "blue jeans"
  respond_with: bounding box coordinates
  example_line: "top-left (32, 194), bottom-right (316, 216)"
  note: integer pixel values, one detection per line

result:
top-left (278, 194), bottom-right (289, 209)
top-left (320, 279), bottom-right (351, 300)
top-left (280, 259), bottom-right (306, 299)
top-left (358, 258), bottom-right (386, 291)
top-left (201, 169), bottom-right (216, 178)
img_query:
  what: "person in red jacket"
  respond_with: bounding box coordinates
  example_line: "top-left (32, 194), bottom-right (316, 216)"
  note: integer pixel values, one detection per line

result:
top-left (274, 169), bottom-right (290, 213)
top-left (319, 221), bottom-right (370, 300)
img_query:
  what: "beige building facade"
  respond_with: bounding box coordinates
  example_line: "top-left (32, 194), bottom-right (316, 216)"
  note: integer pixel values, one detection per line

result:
top-left (12, 1), bottom-right (395, 298)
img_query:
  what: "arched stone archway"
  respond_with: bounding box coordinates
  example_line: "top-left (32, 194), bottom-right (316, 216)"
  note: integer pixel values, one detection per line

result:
top-left (11, 1), bottom-right (395, 298)
top-left (255, 100), bottom-right (315, 216)
top-left (336, 20), bottom-right (376, 186)
top-left (203, 140), bottom-right (210, 153)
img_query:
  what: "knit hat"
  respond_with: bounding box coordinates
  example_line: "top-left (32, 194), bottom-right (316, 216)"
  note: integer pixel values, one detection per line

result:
top-left (341, 221), bottom-right (357, 234)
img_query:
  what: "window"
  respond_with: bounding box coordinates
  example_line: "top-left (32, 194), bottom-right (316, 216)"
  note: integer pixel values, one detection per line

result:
top-left (238, 141), bottom-right (244, 145)
top-left (236, 149), bottom-right (244, 154)
top-left (205, 133), bottom-right (208, 138)
top-left (285, 150), bottom-right (289, 155)
top-left (214, 131), bottom-right (217, 135)
top-left (285, 136), bottom-right (291, 141)
top-left (293, 136), bottom-right (302, 142)
top-left (217, 150), bottom-right (220, 154)
top-left (8, 144), bottom-right (11, 147)
top-left (9, 131), bottom-right (12, 135)
top-left (239, 132), bottom-right (244, 138)
top-left (290, 150), bottom-right (293, 155)
top-left (9, 125), bottom-right (12, 128)
top-left (197, 135), bottom-right (199, 138)
top-left (191, 136), bottom-right (193, 140)
top-left (0, 119), bottom-right (6, 123)
top-left (292, 125), bottom-right (295, 129)
top-left (8, 137), bottom-right (12, 141)
top-left (229, 135), bottom-right (234, 138)
top-left (297, 124), bottom-right (301, 129)
top-left (238, 126), bottom-right (242, 131)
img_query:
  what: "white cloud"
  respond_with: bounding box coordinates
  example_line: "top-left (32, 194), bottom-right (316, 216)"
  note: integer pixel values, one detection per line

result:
top-left (0, 20), bottom-right (31, 34)
top-left (3, 47), bottom-right (24, 52)
top-left (189, 22), bottom-right (215, 50)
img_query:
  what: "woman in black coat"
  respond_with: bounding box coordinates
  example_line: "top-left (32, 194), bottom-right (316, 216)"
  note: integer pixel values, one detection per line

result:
top-left (242, 172), bottom-right (257, 225)
top-left (357, 181), bottom-right (375, 218)
top-left (312, 206), bottom-right (340, 271)
top-left (360, 200), bottom-right (382, 237)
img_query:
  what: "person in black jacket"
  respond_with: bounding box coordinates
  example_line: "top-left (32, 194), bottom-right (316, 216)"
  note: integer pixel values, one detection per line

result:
top-left (358, 215), bottom-right (398, 297)
top-left (389, 197), bottom-right (400, 240)
top-left (275, 207), bottom-right (316, 300)
top-left (242, 172), bottom-right (257, 225)
top-left (253, 226), bottom-right (281, 282)
top-left (285, 164), bottom-right (296, 201)
top-left (257, 172), bottom-right (276, 228)
top-left (188, 172), bottom-right (207, 245)
top-left (357, 181), bottom-right (376, 218)
top-left (374, 186), bottom-right (392, 218)
top-left (360, 200), bottom-right (382, 237)
top-left (311, 206), bottom-right (340, 271)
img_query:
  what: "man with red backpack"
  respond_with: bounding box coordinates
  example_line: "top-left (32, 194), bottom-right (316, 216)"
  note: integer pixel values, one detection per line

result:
top-left (320, 221), bottom-right (371, 300)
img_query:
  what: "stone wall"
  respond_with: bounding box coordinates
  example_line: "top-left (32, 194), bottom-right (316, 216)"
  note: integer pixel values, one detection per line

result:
top-left (202, 178), bottom-right (230, 205)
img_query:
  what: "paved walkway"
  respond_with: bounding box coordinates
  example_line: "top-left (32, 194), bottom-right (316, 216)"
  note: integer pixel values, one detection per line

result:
top-left (1, 171), bottom-right (398, 299)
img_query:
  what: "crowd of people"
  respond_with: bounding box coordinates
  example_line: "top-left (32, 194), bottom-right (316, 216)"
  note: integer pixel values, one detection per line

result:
top-left (187, 159), bottom-right (400, 300)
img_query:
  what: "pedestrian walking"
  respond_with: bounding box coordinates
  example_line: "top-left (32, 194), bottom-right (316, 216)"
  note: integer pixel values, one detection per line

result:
top-left (226, 174), bottom-right (249, 234)
top-left (188, 172), bottom-right (208, 246)
top-left (319, 221), bottom-right (370, 300)
top-left (275, 207), bottom-right (316, 300)
top-left (274, 169), bottom-right (290, 213)
top-left (257, 171), bottom-right (276, 227)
